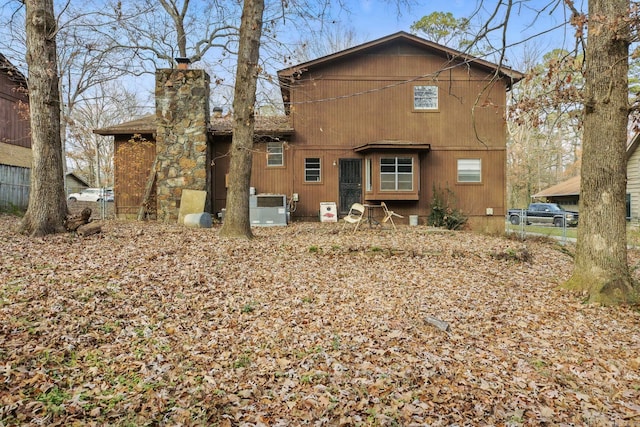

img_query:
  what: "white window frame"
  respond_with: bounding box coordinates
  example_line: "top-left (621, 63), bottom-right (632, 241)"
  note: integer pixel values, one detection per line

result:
top-left (267, 141), bottom-right (284, 167)
top-left (414, 85), bottom-right (438, 110)
top-left (365, 158), bottom-right (372, 192)
top-left (304, 157), bottom-right (321, 182)
top-left (457, 158), bottom-right (482, 183)
top-left (380, 157), bottom-right (413, 191)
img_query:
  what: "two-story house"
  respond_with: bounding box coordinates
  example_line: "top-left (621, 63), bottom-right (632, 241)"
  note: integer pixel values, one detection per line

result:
top-left (96, 32), bottom-right (522, 231)
top-left (212, 32), bottom-right (522, 231)
top-left (0, 52), bottom-right (31, 210)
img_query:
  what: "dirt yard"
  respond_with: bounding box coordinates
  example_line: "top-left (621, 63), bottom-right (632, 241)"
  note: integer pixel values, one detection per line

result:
top-left (1, 215), bottom-right (639, 426)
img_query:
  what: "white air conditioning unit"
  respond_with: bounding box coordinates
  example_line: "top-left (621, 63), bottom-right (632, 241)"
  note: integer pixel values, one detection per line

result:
top-left (249, 194), bottom-right (287, 226)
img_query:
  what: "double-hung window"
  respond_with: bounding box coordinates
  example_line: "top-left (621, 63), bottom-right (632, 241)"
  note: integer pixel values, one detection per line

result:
top-left (267, 142), bottom-right (284, 167)
top-left (380, 157), bottom-right (413, 191)
top-left (457, 159), bottom-right (481, 183)
top-left (304, 158), bottom-right (321, 182)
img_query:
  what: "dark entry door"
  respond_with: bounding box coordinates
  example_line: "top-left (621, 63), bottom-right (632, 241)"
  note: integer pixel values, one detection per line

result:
top-left (339, 159), bottom-right (362, 214)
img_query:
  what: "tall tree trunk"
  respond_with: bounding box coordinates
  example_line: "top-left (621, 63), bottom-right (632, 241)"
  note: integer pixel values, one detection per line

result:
top-left (218, 0), bottom-right (264, 239)
top-left (563, 0), bottom-right (636, 305)
top-left (19, 0), bottom-right (68, 237)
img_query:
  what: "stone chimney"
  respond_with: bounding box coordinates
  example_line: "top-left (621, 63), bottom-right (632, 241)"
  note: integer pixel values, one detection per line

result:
top-left (155, 65), bottom-right (210, 221)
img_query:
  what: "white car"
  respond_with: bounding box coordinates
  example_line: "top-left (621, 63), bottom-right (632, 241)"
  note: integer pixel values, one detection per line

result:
top-left (68, 188), bottom-right (113, 202)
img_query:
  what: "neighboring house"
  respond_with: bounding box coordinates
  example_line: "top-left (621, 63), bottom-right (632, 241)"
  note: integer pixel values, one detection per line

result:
top-left (532, 175), bottom-right (580, 211)
top-left (0, 52), bottom-right (31, 210)
top-left (625, 133), bottom-right (640, 220)
top-left (65, 172), bottom-right (90, 196)
top-left (96, 32), bottom-right (523, 231)
top-left (533, 134), bottom-right (640, 219)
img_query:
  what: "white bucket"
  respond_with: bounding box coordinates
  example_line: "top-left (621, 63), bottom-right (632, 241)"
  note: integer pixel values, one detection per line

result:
top-left (409, 215), bottom-right (419, 226)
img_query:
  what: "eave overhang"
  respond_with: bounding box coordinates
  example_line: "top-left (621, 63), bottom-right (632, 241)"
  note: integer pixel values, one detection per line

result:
top-left (93, 114), bottom-right (156, 136)
top-left (208, 115), bottom-right (294, 138)
top-left (353, 140), bottom-right (431, 153)
top-left (94, 114), bottom-right (294, 139)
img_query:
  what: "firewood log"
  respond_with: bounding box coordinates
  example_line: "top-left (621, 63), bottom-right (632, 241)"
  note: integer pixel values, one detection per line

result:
top-left (77, 222), bottom-right (102, 237)
top-left (64, 208), bottom-right (92, 231)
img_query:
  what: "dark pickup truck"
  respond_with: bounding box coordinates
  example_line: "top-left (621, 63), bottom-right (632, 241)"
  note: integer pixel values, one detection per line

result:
top-left (508, 203), bottom-right (579, 227)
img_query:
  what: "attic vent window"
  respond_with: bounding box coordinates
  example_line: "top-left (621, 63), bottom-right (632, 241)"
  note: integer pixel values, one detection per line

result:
top-left (414, 85), bottom-right (438, 110)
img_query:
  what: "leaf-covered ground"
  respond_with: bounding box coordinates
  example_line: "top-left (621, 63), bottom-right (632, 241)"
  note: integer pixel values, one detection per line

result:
top-left (1, 214), bottom-right (639, 426)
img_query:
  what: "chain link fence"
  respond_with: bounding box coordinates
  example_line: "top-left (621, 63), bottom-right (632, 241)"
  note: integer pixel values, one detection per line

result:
top-left (505, 209), bottom-right (572, 245)
top-left (1, 180), bottom-right (114, 220)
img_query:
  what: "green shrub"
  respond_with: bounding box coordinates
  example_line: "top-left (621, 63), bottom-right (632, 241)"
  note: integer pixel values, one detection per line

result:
top-left (427, 184), bottom-right (468, 230)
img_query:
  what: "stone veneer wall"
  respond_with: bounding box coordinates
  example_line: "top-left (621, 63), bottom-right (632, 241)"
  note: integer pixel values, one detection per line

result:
top-left (155, 68), bottom-right (210, 221)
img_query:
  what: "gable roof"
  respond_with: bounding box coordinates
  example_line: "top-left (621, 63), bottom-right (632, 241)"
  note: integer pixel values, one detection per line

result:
top-left (94, 114), bottom-right (156, 136)
top-left (626, 132), bottom-right (640, 160)
top-left (209, 115), bottom-right (294, 137)
top-left (535, 135), bottom-right (640, 198)
top-left (277, 31), bottom-right (524, 108)
top-left (65, 172), bottom-right (90, 187)
top-left (94, 114), bottom-right (294, 138)
top-left (0, 52), bottom-right (27, 88)
top-left (532, 175), bottom-right (580, 198)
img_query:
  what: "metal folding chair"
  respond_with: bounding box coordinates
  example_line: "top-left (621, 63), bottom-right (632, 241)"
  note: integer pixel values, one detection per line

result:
top-left (381, 202), bottom-right (404, 231)
top-left (342, 203), bottom-right (365, 232)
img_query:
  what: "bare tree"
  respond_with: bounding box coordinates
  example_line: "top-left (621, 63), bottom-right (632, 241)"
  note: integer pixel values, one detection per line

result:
top-left (218, 0), bottom-right (265, 239)
top-left (486, 0), bottom-right (636, 304)
top-left (1, 0), bottom-right (148, 189)
top-left (19, 0), bottom-right (68, 236)
top-left (66, 82), bottom-right (144, 187)
top-left (562, 0), bottom-right (634, 304)
top-left (507, 47), bottom-right (583, 206)
top-left (429, 0), bottom-right (637, 304)
top-left (94, 0), bottom-right (239, 70)
top-left (291, 23), bottom-right (364, 63)
top-left (54, 5), bottom-right (142, 175)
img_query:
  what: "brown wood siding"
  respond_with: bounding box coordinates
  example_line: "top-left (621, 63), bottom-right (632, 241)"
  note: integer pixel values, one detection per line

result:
top-left (211, 138), bottom-right (231, 215)
top-left (246, 142), bottom-right (358, 220)
top-left (113, 134), bottom-right (155, 218)
top-left (206, 37), bottom-right (511, 229)
top-left (245, 146), bottom-right (506, 222)
top-left (210, 136), bottom-right (360, 220)
top-left (276, 47), bottom-right (509, 223)
top-left (290, 78), bottom-right (506, 150)
top-left (0, 72), bottom-right (31, 149)
top-left (424, 148), bottom-right (507, 217)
